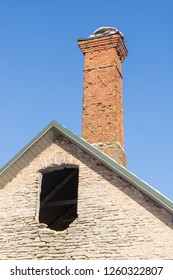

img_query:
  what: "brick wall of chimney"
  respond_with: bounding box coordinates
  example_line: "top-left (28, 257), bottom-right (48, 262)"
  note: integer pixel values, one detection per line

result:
top-left (78, 34), bottom-right (128, 166)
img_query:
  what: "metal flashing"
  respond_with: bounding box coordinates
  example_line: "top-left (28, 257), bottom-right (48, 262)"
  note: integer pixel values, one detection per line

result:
top-left (77, 27), bottom-right (123, 42)
top-left (77, 32), bottom-right (118, 42)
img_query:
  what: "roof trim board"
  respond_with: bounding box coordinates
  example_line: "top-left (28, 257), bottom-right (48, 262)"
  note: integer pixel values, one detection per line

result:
top-left (0, 120), bottom-right (173, 214)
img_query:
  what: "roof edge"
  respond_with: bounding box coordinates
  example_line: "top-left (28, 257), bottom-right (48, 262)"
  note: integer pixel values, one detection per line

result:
top-left (49, 121), bottom-right (173, 214)
top-left (0, 120), bottom-right (173, 214)
top-left (0, 120), bottom-right (56, 174)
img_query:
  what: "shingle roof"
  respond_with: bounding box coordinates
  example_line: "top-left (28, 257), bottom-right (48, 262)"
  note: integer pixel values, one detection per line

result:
top-left (0, 120), bottom-right (173, 214)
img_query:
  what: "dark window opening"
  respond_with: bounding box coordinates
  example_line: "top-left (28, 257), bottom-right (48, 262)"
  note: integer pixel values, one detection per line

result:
top-left (39, 167), bottom-right (79, 231)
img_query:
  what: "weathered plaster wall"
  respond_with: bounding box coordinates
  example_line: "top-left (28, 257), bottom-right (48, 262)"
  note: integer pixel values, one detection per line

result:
top-left (0, 138), bottom-right (172, 259)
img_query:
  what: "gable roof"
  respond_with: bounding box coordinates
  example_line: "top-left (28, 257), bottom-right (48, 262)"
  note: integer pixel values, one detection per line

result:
top-left (0, 120), bottom-right (173, 214)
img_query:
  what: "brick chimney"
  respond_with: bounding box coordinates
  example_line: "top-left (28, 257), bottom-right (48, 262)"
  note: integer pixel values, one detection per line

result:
top-left (78, 27), bottom-right (128, 166)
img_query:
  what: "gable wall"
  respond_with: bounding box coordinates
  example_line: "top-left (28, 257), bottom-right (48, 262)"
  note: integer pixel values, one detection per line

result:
top-left (0, 138), bottom-right (173, 259)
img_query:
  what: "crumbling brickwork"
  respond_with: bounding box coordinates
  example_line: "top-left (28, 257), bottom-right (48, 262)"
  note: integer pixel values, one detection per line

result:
top-left (78, 34), bottom-right (128, 166)
top-left (0, 139), bottom-right (173, 259)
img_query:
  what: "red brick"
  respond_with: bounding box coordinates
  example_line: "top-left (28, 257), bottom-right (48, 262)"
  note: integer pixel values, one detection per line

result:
top-left (78, 34), bottom-right (128, 166)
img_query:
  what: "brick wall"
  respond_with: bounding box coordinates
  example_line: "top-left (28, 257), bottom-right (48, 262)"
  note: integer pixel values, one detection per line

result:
top-left (0, 139), bottom-right (173, 259)
top-left (78, 34), bottom-right (128, 166)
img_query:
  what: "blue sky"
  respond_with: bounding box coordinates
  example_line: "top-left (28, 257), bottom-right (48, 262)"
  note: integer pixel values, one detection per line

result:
top-left (0, 0), bottom-right (173, 201)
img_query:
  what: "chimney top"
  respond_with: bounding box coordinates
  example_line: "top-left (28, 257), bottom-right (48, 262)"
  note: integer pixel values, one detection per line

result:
top-left (78, 27), bottom-right (127, 62)
top-left (89, 26), bottom-right (124, 39)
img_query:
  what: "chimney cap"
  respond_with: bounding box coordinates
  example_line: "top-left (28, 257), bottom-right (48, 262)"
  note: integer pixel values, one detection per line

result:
top-left (89, 26), bottom-right (124, 39)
